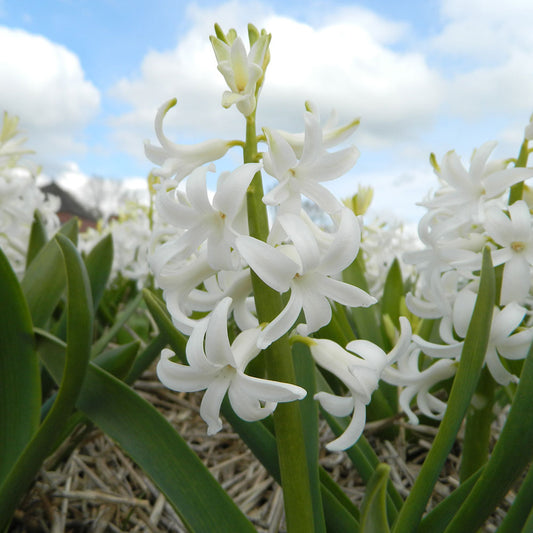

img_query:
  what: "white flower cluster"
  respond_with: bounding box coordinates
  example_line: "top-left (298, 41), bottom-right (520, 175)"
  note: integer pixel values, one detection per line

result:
top-left (0, 112), bottom-right (59, 278)
top-left (148, 27), bottom-right (413, 451)
top-left (400, 134), bottom-right (533, 422)
top-left (80, 202), bottom-right (154, 288)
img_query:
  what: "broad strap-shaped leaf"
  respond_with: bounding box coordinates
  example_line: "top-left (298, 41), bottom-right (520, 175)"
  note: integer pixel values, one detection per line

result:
top-left (0, 234), bottom-right (93, 529)
top-left (380, 258), bottom-right (403, 334)
top-left (39, 344), bottom-right (256, 532)
top-left (360, 464), bottom-right (391, 533)
top-left (90, 291), bottom-right (144, 358)
top-left (21, 218), bottom-right (78, 327)
top-left (444, 336), bottom-right (533, 532)
top-left (84, 233), bottom-right (113, 311)
top-left (392, 247), bottom-right (495, 533)
top-left (497, 463), bottom-right (533, 533)
top-left (342, 253), bottom-right (384, 347)
top-left (0, 248), bottom-right (40, 484)
top-left (417, 468), bottom-right (482, 533)
top-left (25, 210), bottom-right (49, 269)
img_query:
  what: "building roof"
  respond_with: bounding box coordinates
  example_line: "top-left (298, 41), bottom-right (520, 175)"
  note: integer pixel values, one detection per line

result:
top-left (41, 182), bottom-right (99, 222)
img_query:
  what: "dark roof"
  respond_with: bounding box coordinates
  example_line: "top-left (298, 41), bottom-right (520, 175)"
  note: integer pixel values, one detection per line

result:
top-left (41, 182), bottom-right (99, 221)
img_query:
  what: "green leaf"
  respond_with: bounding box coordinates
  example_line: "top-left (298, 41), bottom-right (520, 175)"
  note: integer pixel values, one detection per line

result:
top-left (360, 464), bottom-right (391, 533)
top-left (0, 233), bottom-right (92, 529)
top-left (0, 248), bottom-right (40, 485)
top-left (444, 336), bottom-right (533, 532)
top-left (380, 258), bottom-right (403, 332)
top-left (21, 218), bottom-right (78, 327)
top-left (342, 254), bottom-right (384, 347)
top-left (25, 210), bottom-right (48, 269)
top-left (39, 344), bottom-right (256, 532)
top-left (90, 291), bottom-right (143, 358)
top-left (84, 233), bottom-right (113, 312)
top-left (418, 467), bottom-right (482, 533)
top-left (125, 334), bottom-right (168, 385)
top-left (498, 464), bottom-right (533, 533)
top-left (93, 341), bottom-right (139, 380)
top-left (392, 247), bottom-right (495, 533)
top-left (142, 288), bottom-right (187, 355)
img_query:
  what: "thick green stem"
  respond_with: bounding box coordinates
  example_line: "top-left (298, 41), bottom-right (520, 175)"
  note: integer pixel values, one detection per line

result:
top-left (459, 368), bottom-right (495, 483)
top-left (243, 113), bottom-right (316, 532)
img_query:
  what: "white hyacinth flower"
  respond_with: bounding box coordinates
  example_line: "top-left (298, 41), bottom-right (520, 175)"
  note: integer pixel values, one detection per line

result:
top-left (237, 208), bottom-right (376, 348)
top-left (144, 98), bottom-right (234, 182)
top-left (262, 106), bottom-right (360, 215)
top-left (309, 317), bottom-right (412, 451)
top-left (484, 200), bottom-right (533, 305)
top-left (157, 297), bottom-right (306, 435)
top-left (154, 161), bottom-right (261, 271)
top-left (413, 288), bottom-right (533, 386)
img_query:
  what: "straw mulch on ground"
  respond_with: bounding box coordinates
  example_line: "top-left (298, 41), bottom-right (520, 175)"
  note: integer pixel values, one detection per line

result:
top-left (10, 368), bottom-right (513, 532)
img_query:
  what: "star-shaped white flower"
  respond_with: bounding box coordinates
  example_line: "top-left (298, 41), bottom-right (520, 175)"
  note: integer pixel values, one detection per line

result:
top-left (309, 317), bottom-right (412, 451)
top-left (413, 288), bottom-right (533, 385)
top-left (484, 200), bottom-right (533, 304)
top-left (237, 209), bottom-right (376, 348)
top-left (262, 105), bottom-right (360, 215)
top-left (157, 297), bottom-right (306, 435)
top-left (154, 161), bottom-right (261, 270)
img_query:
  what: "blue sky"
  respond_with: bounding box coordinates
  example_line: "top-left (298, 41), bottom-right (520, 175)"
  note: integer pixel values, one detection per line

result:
top-left (1, 0), bottom-right (533, 222)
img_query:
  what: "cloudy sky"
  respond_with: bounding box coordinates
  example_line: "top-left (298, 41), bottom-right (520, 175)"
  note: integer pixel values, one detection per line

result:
top-left (1, 0), bottom-right (533, 222)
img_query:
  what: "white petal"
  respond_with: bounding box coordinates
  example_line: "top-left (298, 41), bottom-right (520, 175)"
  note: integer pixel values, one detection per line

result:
top-left (230, 327), bottom-right (262, 370)
top-left (186, 165), bottom-right (213, 213)
top-left (485, 347), bottom-right (518, 386)
top-left (214, 163), bottom-right (261, 218)
top-left (157, 349), bottom-right (213, 392)
top-left (228, 384), bottom-right (277, 421)
top-left (501, 255), bottom-right (531, 305)
top-left (319, 208), bottom-right (361, 274)
top-left (235, 371), bottom-right (306, 403)
top-left (299, 179), bottom-right (343, 214)
top-left (201, 374), bottom-right (231, 435)
top-left (323, 397), bottom-right (367, 451)
top-left (205, 297), bottom-right (235, 366)
top-left (492, 302), bottom-right (527, 340)
top-left (317, 275), bottom-right (376, 308)
top-left (263, 128), bottom-right (298, 179)
top-left (298, 287), bottom-right (332, 335)
top-left (498, 328), bottom-right (533, 359)
top-left (313, 391), bottom-right (354, 417)
top-left (236, 236), bottom-right (299, 292)
top-left (278, 213), bottom-right (321, 272)
top-left (257, 289), bottom-right (303, 349)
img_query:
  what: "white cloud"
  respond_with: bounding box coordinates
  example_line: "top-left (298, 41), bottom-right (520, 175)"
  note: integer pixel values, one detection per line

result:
top-left (0, 26), bottom-right (100, 163)
top-left (109, 0), bottom-right (443, 160)
top-left (431, 0), bottom-right (533, 121)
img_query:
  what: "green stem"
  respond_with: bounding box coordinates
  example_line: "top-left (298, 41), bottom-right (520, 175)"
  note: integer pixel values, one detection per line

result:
top-left (459, 368), bottom-right (495, 483)
top-left (243, 113), bottom-right (316, 532)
